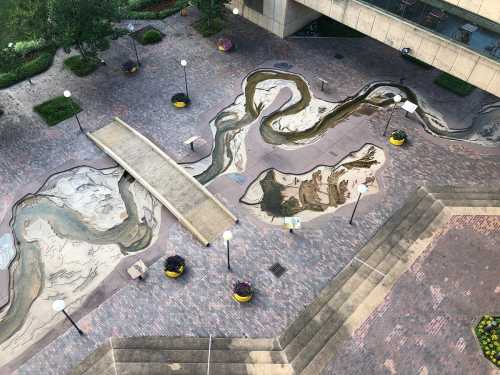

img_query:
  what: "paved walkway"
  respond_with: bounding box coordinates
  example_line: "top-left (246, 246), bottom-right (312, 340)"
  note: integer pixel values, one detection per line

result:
top-left (321, 215), bottom-right (500, 375)
top-left (0, 8), bottom-right (499, 375)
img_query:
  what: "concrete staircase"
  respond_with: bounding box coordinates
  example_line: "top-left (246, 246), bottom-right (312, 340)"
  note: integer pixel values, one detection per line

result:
top-left (69, 185), bottom-right (500, 375)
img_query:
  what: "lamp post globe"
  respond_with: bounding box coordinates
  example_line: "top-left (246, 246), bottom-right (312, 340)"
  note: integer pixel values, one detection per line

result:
top-left (127, 23), bottom-right (134, 33)
top-left (63, 90), bottom-right (71, 98)
top-left (223, 230), bottom-right (233, 242)
top-left (233, 8), bottom-right (239, 15)
top-left (52, 299), bottom-right (65, 312)
top-left (180, 59), bottom-right (187, 67)
top-left (393, 94), bottom-right (402, 103)
top-left (357, 184), bottom-right (368, 194)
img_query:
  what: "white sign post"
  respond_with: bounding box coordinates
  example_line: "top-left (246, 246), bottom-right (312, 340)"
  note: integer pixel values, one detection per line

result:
top-left (284, 217), bottom-right (301, 233)
top-left (401, 100), bottom-right (418, 118)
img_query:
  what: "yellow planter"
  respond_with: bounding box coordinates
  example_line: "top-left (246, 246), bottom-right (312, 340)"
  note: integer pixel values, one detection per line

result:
top-left (232, 293), bottom-right (252, 303)
top-left (389, 136), bottom-right (405, 146)
top-left (174, 101), bottom-right (187, 108)
top-left (165, 265), bottom-right (184, 278)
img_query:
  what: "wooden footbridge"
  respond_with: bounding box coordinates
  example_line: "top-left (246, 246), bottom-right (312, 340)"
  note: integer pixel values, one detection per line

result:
top-left (88, 117), bottom-right (237, 246)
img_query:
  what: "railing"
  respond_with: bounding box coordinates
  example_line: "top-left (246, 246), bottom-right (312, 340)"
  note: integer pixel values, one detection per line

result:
top-left (358, 0), bottom-right (500, 61)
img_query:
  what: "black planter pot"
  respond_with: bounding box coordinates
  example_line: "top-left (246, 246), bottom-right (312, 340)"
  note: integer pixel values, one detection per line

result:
top-left (171, 93), bottom-right (190, 108)
top-left (164, 255), bottom-right (186, 278)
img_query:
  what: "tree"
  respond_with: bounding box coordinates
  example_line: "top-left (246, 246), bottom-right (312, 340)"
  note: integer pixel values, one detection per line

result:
top-left (192, 0), bottom-right (230, 36)
top-left (9, 0), bottom-right (120, 59)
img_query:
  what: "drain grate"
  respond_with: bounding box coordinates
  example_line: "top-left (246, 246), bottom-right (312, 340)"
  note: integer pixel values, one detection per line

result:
top-left (269, 263), bottom-right (287, 278)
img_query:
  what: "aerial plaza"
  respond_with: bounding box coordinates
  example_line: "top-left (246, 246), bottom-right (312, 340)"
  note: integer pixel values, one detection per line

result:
top-left (0, 1), bottom-right (499, 374)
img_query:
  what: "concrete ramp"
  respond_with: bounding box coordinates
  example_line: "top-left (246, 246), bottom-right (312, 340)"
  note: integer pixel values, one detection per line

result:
top-left (88, 117), bottom-right (237, 246)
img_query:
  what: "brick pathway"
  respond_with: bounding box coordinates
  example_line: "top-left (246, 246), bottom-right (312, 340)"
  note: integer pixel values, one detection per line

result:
top-left (0, 8), bottom-right (499, 375)
top-left (321, 216), bottom-right (500, 375)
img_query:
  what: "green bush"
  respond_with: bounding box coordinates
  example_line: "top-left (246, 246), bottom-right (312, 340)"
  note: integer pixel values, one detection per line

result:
top-left (0, 51), bottom-right (54, 89)
top-left (142, 29), bottom-right (162, 44)
top-left (34, 96), bottom-right (81, 126)
top-left (121, 0), bottom-right (188, 19)
top-left (0, 72), bottom-right (18, 88)
top-left (434, 72), bottom-right (475, 97)
top-left (64, 55), bottom-right (99, 77)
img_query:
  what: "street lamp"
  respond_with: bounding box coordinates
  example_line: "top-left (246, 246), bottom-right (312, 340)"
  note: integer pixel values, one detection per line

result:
top-left (232, 8), bottom-right (239, 15)
top-left (383, 94), bottom-right (402, 136)
top-left (180, 59), bottom-right (189, 98)
top-left (63, 90), bottom-right (83, 133)
top-left (52, 299), bottom-right (84, 335)
top-left (127, 23), bottom-right (140, 66)
top-left (349, 184), bottom-right (368, 225)
top-left (223, 230), bottom-right (233, 271)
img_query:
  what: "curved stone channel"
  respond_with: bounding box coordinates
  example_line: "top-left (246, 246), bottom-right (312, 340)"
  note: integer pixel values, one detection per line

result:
top-left (189, 69), bottom-right (481, 185)
top-left (0, 167), bottom-right (154, 347)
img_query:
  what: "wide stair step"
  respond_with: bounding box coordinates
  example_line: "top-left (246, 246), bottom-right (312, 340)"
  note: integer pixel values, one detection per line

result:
top-left (115, 363), bottom-right (293, 375)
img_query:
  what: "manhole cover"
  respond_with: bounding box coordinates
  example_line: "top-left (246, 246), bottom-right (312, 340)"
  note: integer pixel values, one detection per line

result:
top-left (269, 263), bottom-right (286, 278)
top-left (274, 62), bottom-right (293, 70)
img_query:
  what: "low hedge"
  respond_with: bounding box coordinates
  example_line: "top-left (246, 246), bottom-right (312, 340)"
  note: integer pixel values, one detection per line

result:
top-left (142, 29), bottom-right (163, 44)
top-left (121, 0), bottom-right (188, 19)
top-left (0, 51), bottom-right (54, 89)
top-left (34, 96), bottom-right (81, 126)
top-left (64, 55), bottom-right (99, 77)
top-left (434, 72), bottom-right (475, 97)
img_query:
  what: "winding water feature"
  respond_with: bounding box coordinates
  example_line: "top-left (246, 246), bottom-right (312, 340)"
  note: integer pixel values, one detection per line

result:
top-left (0, 166), bottom-right (160, 363)
top-left (188, 69), bottom-right (489, 185)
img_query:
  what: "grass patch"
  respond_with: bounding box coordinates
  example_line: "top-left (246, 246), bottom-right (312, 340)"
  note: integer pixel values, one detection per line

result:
top-left (434, 72), bottom-right (475, 96)
top-left (193, 17), bottom-right (224, 37)
top-left (402, 54), bottom-right (433, 70)
top-left (64, 55), bottom-right (99, 77)
top-left (121, 0), bottom-right (188, 19)
top-left (0, 51), bottom-right (55, 89)
top-left (34, 96), bottom-right (81, 126)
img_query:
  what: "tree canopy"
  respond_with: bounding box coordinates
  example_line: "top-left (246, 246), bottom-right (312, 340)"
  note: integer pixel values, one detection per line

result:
top-left (7, 0), bottom-right (120, 58)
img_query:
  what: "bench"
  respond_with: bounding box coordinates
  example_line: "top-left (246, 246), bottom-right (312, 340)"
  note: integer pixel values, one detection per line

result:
top-left (127, 259), bottom-right (148, 280)
top-left (184, 136), bottom-right (200, 151)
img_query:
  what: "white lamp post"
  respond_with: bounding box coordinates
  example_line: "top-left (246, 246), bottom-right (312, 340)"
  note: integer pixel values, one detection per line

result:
top-left (383, 94), bottom-right (402, 136)
top-left (232, 8), bottom-right (239, 15)
top-left (127, 23), bottom-right (140, 66)
top-left (63, 90), bottom-right (83, 133)
top-left (180, 59), bottom-right (189, 98)
top-left (349, 184), bottom-right (368, 225)
top-left (223, 230), bottom-right (233, 271)
top-left (52, 299), bottom-right (84, 335)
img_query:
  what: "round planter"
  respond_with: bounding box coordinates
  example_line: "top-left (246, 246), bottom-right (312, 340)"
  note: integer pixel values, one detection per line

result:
top-left (171, 93), bottom-right (190, 108)
top-left (232, 293), bottom-right (252, 303)
top-left (165, 264), bottom-right (185, 278)
top-left (389, 136), bottom-right (405, 146)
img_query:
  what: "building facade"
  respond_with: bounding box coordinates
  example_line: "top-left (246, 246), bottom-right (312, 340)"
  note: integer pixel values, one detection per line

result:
top-left (231, 0), bottom-right (500, 97)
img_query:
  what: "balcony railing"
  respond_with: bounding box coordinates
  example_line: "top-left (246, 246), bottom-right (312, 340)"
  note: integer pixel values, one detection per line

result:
top-left (359, 0), bottom-right (500, 61)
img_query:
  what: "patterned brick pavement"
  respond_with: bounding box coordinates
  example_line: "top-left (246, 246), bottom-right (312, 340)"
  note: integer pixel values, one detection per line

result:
top-left (321, 216), bottom-right (500, 375)
top-left (0, 8), bottom-right (499, 375)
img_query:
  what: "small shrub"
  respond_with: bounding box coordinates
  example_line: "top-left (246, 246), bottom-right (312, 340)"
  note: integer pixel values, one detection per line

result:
top-left (391, 129), bottom-right (407, 141)
top-left (434, 72), bottom-right (475, 97)
top-left (142, 29), bottom-right (162, 44)
top-left (0, 72), bottom-right (18, 89)
top-left (34, 96), bottom-right (81, 126)
top-left (0, 52), bottom-right (54, 88)
top-left (475, 315), bottom-right (500, 368)
top-left (20, 52), bottom-right (54, 77)
top-left (64, 55), bottom-right (99, 77)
